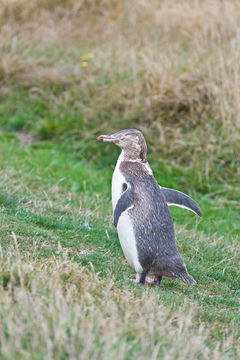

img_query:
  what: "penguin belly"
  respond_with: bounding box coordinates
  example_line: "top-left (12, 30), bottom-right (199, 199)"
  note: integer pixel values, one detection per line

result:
top-left (112, 153), bottom-right (143, 273)
top-left (117, 211), bottom-right (143, 273)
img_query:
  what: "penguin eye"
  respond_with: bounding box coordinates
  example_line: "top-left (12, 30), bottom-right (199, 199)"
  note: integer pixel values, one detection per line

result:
top-left (122, 183), bottom-right (127, 192)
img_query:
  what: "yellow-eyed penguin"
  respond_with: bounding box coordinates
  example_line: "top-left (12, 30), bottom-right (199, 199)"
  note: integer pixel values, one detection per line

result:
top-left (97, 129), bottom-right (201, 285)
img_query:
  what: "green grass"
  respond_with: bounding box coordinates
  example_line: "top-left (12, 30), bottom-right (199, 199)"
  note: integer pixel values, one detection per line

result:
top-left (0, 90), bottom-right (239, 201)
top-left (0, 133), bottom-right (239, 358)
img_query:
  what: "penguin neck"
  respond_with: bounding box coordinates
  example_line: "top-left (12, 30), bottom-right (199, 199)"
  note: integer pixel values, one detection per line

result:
top-left (117, 150), bottom-right (153, 177)
top-left (120, 149), bottom-right (147, 162)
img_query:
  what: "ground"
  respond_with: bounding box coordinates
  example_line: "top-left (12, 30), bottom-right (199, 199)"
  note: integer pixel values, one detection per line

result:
top-left (0, 1), bottom-right (239, 359)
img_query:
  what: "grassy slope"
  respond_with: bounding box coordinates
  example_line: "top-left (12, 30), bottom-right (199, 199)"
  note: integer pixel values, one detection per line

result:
top-left (0, 0), bottom-right (240, 358)
top-left (0, 134), bottom-right (239, 359)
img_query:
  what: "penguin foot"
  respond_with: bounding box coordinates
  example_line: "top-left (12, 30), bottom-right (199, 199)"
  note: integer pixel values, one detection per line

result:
top-left (133, 274), bottom-right (162, 286)
top-left (133, 273), bottom-right (141, 284)
top-left (146, 275), bottom-right (162, 286)
top-left (145, 276), bottom-right (154, 284)
top-left (133, 273), bottom-right (146, 285)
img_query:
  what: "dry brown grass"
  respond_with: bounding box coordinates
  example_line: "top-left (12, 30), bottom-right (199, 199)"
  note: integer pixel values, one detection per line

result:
top-left (1, 0), bottom-right (240, 116)
top-left (0, 0), bottom-right (239, 126)
top-left (0, 240), bottom-right (238, 360)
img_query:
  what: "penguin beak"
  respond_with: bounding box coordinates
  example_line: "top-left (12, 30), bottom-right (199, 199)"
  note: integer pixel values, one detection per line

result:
top-left (97, 134), bottom-right (120, 143)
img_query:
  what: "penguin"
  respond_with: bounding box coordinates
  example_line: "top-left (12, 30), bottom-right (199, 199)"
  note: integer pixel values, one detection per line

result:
top-left (97, 129), bottom-right (201, 285)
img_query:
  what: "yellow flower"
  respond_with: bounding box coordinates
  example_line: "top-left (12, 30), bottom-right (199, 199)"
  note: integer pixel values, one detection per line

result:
top-left (82, 62), bottom-right (88, 67)
top-left (87, 53), bottom-right (93, 58)
top-left (81, 55), bottom-right (87, 60)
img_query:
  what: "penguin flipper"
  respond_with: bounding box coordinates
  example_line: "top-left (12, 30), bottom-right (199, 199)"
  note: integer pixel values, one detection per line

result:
top-left (160, 187), bottom-right (202, 217)
top-left (113, 184), bottom-right (134, 227)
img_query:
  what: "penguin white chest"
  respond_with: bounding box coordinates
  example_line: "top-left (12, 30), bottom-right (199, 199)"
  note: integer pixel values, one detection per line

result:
top-left (111, 152), bottom-right (143, 274)
top-left (111, 154), bottom-right (126, 210)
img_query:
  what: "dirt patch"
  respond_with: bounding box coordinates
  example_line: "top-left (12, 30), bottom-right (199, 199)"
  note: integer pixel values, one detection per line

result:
top-left (16, 132), bottom-right (35, 146)
top-left (0, 129), bottom-right (35, 146)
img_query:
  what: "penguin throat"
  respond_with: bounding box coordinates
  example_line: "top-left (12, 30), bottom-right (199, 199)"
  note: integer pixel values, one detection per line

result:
top-left (122, 148), bottom-right (147, 162)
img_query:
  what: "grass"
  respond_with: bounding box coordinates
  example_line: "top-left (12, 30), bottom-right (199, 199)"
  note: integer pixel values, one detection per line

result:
top-left (0, 0), bottom-right (239, 358)
top-left (0, 135), bottom-right (239, 359)
top-left (0, 0), bottom-right (240, 193)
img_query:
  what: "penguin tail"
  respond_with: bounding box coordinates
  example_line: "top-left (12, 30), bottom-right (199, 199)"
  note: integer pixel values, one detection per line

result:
top-left (174, 271), bottom-right (196, 285)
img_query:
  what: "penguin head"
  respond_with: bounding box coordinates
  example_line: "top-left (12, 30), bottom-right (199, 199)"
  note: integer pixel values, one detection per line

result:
top-left (97, 129), bottom-right (147, 160)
